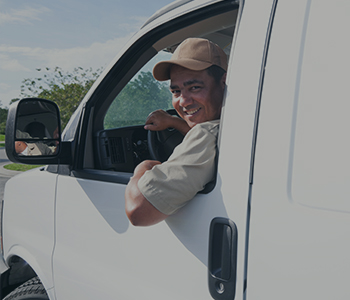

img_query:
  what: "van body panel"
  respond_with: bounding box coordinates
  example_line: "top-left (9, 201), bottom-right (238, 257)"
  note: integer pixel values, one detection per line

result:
top-left (53, 176), bottom-right (222, 299)
top-left (3, 169), bottom-right (58, 290)
top-left (248, 0), bottom-right (350, 298)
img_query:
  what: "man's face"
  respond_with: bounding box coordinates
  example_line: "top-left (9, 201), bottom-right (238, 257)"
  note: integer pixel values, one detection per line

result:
top-left (15, 141), bottom-right (27, 154)
top-left (170, 65), bottom-right (226, 128)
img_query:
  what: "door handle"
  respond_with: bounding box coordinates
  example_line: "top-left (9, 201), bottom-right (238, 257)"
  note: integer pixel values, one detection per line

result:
top-left (208, 217), bottom-right (238, 300)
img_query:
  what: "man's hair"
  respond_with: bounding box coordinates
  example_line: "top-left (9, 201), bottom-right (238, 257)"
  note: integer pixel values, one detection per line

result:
top-left (206, 65), bottom-right (226, 84)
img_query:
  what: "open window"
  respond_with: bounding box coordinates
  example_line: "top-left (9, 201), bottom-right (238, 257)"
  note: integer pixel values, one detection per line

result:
top-left (75, 0), bottom-right (240, 182)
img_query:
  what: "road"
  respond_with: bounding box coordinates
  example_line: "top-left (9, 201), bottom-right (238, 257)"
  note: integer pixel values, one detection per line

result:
top-left (0, 147), bottom-right (20, 200)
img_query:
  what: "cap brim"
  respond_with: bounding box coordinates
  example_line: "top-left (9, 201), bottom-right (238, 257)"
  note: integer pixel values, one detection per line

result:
top-left (153, 59), bottom-right (213, 81)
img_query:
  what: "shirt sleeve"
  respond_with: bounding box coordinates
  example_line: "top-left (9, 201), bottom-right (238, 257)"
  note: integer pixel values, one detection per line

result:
top-left (138, 121), bottom-right (219, 215)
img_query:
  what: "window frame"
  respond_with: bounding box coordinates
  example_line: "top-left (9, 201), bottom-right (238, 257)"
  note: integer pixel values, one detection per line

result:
top-left (69, 0), bottom-right (241, 185)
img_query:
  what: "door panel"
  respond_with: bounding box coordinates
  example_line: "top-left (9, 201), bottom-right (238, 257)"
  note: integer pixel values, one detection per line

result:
top-left (52, 0), bottom-right (278, 298)
top-left (4, 169), bottom-right (57, 290)
top-left (247, 1), bottom-right (350, 299)
top-left (53, 176), bottom-right (227, 299)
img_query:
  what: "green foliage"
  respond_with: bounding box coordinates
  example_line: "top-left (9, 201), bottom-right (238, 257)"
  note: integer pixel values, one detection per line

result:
top-left (0, 107), bottom-right (8, 135)
top-left (3, 163), bottom-right (44, 171)
top-left (104, 71), bottom-right (172, 129)
top-left (20, 67), bottom-right (102, 129)
top-left (0, 134), bottom-right (4, 147)
top-left (9, 98), bottom-right (20, 106)
top-left (12, 66), bottom-right (171, 134)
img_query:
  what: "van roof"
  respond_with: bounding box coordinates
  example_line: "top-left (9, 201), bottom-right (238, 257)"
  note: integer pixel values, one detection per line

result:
top-left (142, 0), bottom-right (219, 28)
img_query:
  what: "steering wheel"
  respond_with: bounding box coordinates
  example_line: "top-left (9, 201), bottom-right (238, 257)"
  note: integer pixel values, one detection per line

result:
top-left (147, 109), bottom-right (185, 162)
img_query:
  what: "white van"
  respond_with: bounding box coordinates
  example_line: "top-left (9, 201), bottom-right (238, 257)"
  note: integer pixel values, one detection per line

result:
top-left (1, 0), bottom-right (350, 299)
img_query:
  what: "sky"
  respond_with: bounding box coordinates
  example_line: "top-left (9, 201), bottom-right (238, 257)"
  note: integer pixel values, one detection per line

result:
top-left (0, 0), bottom-right (175, 107)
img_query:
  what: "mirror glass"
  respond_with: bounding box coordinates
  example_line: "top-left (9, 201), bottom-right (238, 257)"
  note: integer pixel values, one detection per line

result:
top-left (15, 99), bottom-right (60, 156)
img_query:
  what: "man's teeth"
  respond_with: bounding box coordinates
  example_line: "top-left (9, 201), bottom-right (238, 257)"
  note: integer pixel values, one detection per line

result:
top-left (186, 108), bottom-right (200, 115)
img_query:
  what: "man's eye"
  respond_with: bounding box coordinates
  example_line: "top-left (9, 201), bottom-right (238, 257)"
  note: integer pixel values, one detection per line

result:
top-left (171, 90), bottom-right (180, 95)
top-left (191, 86), bottom-right (201, 91)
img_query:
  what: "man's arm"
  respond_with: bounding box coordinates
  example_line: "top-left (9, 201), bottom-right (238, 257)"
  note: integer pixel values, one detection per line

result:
top-left (125, 160), bottom-right (168, 226)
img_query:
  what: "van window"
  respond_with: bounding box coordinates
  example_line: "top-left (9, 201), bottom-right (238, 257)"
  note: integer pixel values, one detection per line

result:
top-left (84, 2), bottom-right (239, 175)
top-left (103, 52), bottom-right (172, 129)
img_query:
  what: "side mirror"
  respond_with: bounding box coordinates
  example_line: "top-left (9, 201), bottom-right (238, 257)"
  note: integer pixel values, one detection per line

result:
top-left (6, 98), bottom-right (72, 165)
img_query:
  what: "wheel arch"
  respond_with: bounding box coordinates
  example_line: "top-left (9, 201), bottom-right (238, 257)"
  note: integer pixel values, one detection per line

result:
top-left (3, 249), bottom-right (54, 299)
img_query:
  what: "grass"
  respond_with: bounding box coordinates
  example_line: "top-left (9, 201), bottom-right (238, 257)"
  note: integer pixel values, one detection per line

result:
top-left (0, 134), bottom-right (4, 142)
top-left (3, 163), bottom-right (44, 172)
top-left (0, 134), bottom-right (5, 147)
top-left (0, 135), bottom-right (44, 171)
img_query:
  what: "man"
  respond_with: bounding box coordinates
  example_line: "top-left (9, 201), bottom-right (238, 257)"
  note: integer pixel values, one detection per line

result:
top-left (125, 38), bottom-right (227, 226)
top-left (15, 129), bottom-right (55, 156)
top-left (15, 140), bottom-right (42, 156)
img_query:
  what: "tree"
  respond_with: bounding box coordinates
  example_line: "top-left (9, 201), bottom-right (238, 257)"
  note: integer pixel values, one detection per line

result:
top-left (17, 67), bottom-right (171, 132)
top-left (0, 106), bottom-right (8, 134)
top-left (20, 67), bottom-right (102, 129)
top-left (9, 98), bottom-right (20, 106)
top-left (104, 71), bottom-right (172, 129)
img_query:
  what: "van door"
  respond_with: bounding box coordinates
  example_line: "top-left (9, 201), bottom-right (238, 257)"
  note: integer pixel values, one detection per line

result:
top-left (52, 2), bottom-right (241, 299)
top-left (247, 1), bottom-right (350, 299)
top-left (51, 0), bottom-right (279, 299)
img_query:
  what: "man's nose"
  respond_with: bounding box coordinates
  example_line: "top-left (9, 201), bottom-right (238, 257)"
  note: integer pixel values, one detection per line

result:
top-left (179, 91), bottom-right (193, 107)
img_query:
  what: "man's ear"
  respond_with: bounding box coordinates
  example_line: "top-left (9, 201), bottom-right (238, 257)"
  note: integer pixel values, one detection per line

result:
top-left (221, 72), bottom-right (227, 90)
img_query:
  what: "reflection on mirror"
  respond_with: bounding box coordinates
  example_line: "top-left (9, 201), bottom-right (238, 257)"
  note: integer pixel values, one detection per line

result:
top-left (15, 99), bottom-right (60, 156)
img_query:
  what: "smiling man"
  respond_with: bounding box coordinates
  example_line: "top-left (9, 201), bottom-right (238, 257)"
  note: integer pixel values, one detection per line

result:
top-left (125, 38), bottom-right (227, 226)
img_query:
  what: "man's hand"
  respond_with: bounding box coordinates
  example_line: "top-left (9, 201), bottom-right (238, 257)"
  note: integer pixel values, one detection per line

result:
top-left (125, 160), bottom-right (168, 226)
top-left (144, 110), bottom-right (190, 136)
top-left (132, 160), bottom-right (161, 179)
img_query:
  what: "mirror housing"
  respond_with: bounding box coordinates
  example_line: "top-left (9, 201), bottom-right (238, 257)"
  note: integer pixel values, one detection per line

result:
top-left (6, 98), bottom-right (72, 165)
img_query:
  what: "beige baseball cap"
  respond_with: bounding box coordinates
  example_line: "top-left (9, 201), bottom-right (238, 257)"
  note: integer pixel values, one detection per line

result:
top-left (153, 38), bottom-right (228, 81)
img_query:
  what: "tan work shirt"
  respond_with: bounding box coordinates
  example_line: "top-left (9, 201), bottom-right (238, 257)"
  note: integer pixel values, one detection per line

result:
top-left (138, 120), bottom-right (219, 215)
